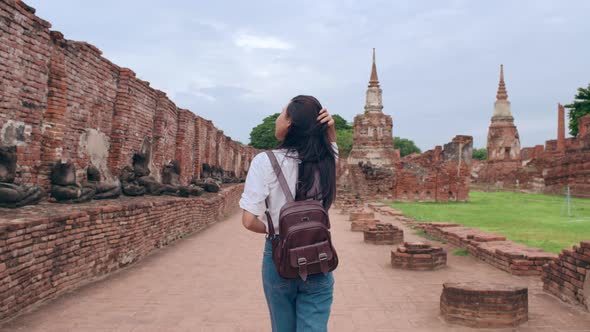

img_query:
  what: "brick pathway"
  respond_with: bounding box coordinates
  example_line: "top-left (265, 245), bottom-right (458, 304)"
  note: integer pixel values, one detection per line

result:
top-left (2, 209), bottom-right (590, 331)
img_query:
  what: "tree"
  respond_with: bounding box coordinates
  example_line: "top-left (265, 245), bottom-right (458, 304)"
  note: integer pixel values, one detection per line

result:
top-left (565, 83), bottom-right (590, 137)
top-left (336, 128), bottom-right (353, 157)
top-left (472, 148), bottom-right (487, 160)
top-left (249, 113), bottom-right (354, 154)
top-left (332, 114), bottom-right (352, 130)
top-left (249, 113), bottom-right (281, 149)
top-left (394, 137), bottom-right (421, 157)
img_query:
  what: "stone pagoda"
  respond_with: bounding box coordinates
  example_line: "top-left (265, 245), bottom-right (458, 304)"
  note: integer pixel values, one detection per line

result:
top-left (347, 49), bottom-right (399, 167)
top-left (486, 64), bottom-right (521, 162)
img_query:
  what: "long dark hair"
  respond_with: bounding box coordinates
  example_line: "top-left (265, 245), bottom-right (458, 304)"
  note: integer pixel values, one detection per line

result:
top-left (278, 95), bottom-right (337, 210)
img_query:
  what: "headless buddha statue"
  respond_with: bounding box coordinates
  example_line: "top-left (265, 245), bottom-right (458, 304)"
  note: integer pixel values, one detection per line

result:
top-left (161, 160), bottom-right (203, 197)
top-left (50, 161), bottom-right (95, 203)
top-left (133, 152), bottom-right (165, 195)
top-left (120, 165), bottom-right (146, 196)
top-left (0, 146), bottom-right (44, 208)
top-left (83, 165), bottom-right (121, 199)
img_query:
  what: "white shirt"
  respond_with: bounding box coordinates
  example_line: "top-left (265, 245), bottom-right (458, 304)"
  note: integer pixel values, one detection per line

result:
top-left (239, 143), bottom-right (338, 234)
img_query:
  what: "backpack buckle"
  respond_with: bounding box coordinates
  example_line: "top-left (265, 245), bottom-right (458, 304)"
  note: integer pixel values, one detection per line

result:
top-left (318, 252), bottom-right (328, 261)
top-left (297, 257), bottom-right (307, 266)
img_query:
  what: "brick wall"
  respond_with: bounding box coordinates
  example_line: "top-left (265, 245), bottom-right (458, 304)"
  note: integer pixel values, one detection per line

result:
top-left (0, 0), bottom-right (257, 190)
top-left (392, 136), bottom-right (473, 202)
top-left (415, 222), bottom-right (557, 276)
top-left (543, 241), bottom-right (590, 311)
top-left (473, 112), bottom-right (590, 198)
top-left (0, 0), bottom-right (52, 186)
top-left (0, 184), bottom-right (244, 322)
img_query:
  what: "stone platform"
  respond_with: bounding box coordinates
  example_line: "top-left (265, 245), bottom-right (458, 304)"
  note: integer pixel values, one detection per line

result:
top-left (417, 222), bottom-right (557, 275)
top-left (440, 282), bottom-right (528, 328)
top-left (0, 184), bottom-right (243, 321)
top-left (368, 203), bottom-right (404, 217)
top-left (363, 223), bottom-right (404, 245)
top-left (348, 210), bottom-right (375, 222)
top-left (391, 242), bottom-right (447, 270)
top-left (350, 219), bottom-right (379, 232)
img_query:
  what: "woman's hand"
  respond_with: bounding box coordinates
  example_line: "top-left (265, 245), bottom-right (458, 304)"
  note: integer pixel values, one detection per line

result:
top-left (317, 108), bottom-right (337, 143)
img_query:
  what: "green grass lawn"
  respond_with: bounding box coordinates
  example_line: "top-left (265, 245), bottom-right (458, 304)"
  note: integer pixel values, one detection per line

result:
top-left (388, 191), bottom-right (590, 254)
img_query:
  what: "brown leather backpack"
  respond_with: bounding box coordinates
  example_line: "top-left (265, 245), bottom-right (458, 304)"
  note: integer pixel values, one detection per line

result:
top-left (264, 151), bottom-right (338, 281)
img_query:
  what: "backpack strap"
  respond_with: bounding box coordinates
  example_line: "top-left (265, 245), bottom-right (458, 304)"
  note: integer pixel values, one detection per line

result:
top-left (265, 198), bottom-right (276, 238)
top-left (264, 151), bottom-right (295, 238)
top-left (265, 151), bottom-right (294, 202)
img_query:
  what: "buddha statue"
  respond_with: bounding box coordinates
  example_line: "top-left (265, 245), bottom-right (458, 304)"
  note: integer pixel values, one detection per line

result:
top-left (120, 165), bottom-right (146, 196)
top-left (161, 160), bottom-right (203, 197)
top-left (133, 152), bottom-right (165, 195)
top-left (83, 164), bottom-right (120, 199)
top-left (0, 146), bottom-right (44, 208)
top-left (50, 161), bottom-right (95, 203)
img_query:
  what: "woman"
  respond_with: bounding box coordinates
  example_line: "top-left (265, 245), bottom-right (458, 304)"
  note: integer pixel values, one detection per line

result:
top-left (240, 95), bottom-right (338, 332)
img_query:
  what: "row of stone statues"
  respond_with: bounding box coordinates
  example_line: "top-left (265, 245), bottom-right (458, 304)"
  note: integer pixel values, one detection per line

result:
top-left (0, 146), bottom-right (238, 208)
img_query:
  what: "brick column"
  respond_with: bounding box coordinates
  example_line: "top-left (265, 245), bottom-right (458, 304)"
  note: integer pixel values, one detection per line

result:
top-left (175, 109), bottom-right (196, 184)
top-left (557, 103), bottom-right (565, 152)
top-left (108, 68), bottom-right (134, 173)
top-left (40, 32), bottom-right (68, 189)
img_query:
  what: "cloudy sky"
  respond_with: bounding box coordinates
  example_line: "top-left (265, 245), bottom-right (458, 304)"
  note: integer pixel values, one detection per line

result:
top-left (28, 0), bottom-right (590, 150)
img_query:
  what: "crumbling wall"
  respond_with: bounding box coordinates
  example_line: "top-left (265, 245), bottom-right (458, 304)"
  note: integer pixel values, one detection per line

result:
top-left (0, 185), bottom-right (245, 322)
top-left (0, 0), bottom-right (256, 190)
top-left (473, 114), bottom-right (590, 198)
top-left (392, 136), bottom-right (472, 202)
top-left (543, 241), bottom-right (590, 311)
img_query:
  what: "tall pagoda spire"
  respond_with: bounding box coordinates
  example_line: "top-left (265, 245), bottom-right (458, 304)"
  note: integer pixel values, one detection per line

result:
top-left (491, 64), bottom-right (513, 119)
top-left (368, 48), bottom-right (380, 88)
top-left (496, 64), bottom-right (508, 101)
top-left (364, 48), bottom-right (384, 113)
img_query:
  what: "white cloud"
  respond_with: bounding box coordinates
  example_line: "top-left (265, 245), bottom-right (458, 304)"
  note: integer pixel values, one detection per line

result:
top-left (235, 33), bottom-right (293, 50)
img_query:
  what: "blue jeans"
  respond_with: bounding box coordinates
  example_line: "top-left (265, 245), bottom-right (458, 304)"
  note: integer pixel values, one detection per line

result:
top-left (262, 238), bottom-right (334, 332)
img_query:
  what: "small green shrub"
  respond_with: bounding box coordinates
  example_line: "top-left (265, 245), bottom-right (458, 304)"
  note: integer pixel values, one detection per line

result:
top-left (453, 249), bottom-right (469, 256)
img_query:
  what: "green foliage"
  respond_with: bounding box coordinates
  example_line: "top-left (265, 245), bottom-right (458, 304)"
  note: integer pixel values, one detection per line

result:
top-left (565, 83), bottom-right (590, 137)
top-left (332, 114), bottom-right (352, 130)
top-left (388, 191), bottom-right (590, 253)
top-left (452, 249), bottom-right (469, 256)
top-left (336, 128), bottom-right (353, 157)
top-left (394, 137), bottom-right (421, 157)
top-left (472, 148), bottom-right (487, 160)
top-left (249, 113), bottom-right (354, 155)
top-left (249, 113), bottom-right (281, 149)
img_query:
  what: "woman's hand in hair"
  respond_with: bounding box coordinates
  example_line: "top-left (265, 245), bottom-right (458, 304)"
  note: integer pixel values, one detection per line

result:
top-left (317, 108), bottom-right (337, 143)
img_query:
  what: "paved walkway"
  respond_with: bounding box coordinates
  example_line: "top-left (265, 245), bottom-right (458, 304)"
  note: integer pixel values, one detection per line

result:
top-left (2, 208), bottom-right (590, 332)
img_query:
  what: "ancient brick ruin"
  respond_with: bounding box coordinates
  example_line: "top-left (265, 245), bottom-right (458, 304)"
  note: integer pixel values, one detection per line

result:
top-left (393, 135), bottom-right (472, 202)
top-left (347, 209), bottom-right (381, 232)
top-left (487, 65), bottom-right (522, 163)
top-left (391, 242), bottom-right (447, 270)
top-left (339, 50), bottom-right (473, 202)
top-left (440, 282), bottom-right (529, 328)
top-left (0, 0), bottom-right (256, 194)
top-left (363, 223), bottom-right (404, 245)
top-left (416, 222), bottom-right (557, 276)
top-left (472, 66), bottom-right (590, 198)
top-left (0, 0), bottom-right (256, 321)
top-left (543, 241), bottom-right (590, 310)
top-left (0, 186), bottom-right (244, 321)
